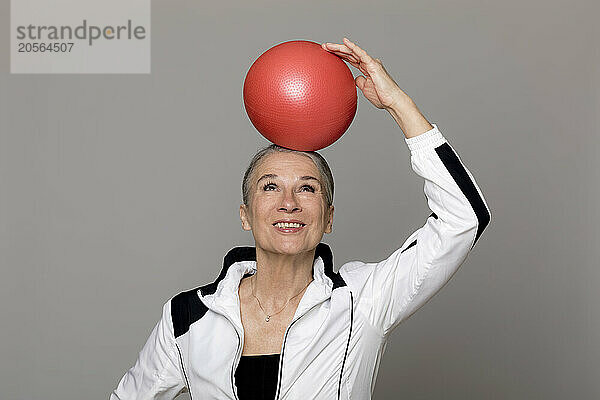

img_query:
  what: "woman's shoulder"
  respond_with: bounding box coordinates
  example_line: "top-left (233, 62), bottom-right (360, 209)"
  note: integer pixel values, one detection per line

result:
top-left (161, 284), bottom-right (210, 339)
top-left (337, 259), bottom-right (377, 289)
top-left (167, 275), bottom-right (218, 304)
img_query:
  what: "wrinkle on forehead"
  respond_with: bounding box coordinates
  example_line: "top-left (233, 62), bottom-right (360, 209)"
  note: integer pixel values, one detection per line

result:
top-left (252, 152), bottom-right (321, 185)
top-left (256, 173), bottom-right (321, 186)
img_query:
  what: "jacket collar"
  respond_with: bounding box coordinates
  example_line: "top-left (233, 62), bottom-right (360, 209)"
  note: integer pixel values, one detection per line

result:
top-left (197, 243), bottom-right (346, 329)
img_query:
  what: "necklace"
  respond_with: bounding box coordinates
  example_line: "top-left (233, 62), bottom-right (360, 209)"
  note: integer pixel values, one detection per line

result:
top-left (251, 275), bottom-right (313, 322)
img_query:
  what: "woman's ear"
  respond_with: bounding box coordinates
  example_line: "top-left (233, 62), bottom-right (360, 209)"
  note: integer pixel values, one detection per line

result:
top-left (324, 205), bottom-right (334, 234)
top-left (239, 204), bottom-right (252, 231)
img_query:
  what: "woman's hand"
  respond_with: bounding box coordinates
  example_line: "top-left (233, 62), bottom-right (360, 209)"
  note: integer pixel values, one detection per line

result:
top-left (321, 37), bottom-right (433, 139)
top-left (321, 37), bottom-right (407, 111)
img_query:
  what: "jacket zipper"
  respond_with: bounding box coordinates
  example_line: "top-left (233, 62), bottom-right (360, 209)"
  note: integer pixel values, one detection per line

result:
top-left (275, 291), bottom-right (354, 400)
top-left (202, 300), bottom-right (244, 400)
top-left (337, 291), bottom-right (354, 400)
top-left (175, 342), bottom-right (194, 400)
top-left (274, 312), bottom-right (303, 400)
top-left (274, 299), bottom-right (330, 400)
top-left (204, 294), bottom-right (245, 399)
top-left (213, 302), bottom-right (244, 400)
top-left (231, 328), bottom-right (242, 400)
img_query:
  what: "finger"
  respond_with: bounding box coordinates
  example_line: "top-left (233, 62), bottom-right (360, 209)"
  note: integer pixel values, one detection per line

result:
top-left (345, 59), bottom-right (362, 70)
top-left (322, 42), bottom-right (352, 53)
top-left (321, 43), bottom-right (371, 76)
top-left (344, 40), bottom-right (386, 79)
top-left (323, 49), bottom-right (360, 64)
top-left (322, 44), bottom-right (360, 62)
top-left (343, 37), bottom-right (375, 64)
top-left (354, 75), bottom-right (367, 91)
top-left (321, 44), bottom-right (362, 66)
top-left (323, 41), bottom-right (366, 67)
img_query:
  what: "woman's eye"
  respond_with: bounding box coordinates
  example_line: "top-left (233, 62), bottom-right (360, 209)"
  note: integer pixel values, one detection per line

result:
top-left (263, 183), bottom-right (277, 191)
top-left (300, 185), bottom-right (315, 192)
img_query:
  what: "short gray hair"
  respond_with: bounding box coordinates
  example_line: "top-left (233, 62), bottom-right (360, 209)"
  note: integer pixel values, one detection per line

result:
top-left (242, 144), bottom-right (334, 208)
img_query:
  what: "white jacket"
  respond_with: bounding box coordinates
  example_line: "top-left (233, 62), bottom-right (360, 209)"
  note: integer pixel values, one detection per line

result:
top-left (110, 124), bottom-right (491, 399)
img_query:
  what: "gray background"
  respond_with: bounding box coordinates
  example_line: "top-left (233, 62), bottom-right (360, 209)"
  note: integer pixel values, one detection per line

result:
top-left (1, 0), bottom-right (598, 399)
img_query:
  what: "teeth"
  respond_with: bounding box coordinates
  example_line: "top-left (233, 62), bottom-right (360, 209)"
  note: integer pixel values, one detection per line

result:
top-left (275, 222), bottom-right (303, 228)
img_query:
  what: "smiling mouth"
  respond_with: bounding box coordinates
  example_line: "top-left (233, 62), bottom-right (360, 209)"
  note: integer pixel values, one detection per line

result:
top-left (272, 222), bottom-right (306, 233)
top-left (272, 222), bottom-right (306, 228)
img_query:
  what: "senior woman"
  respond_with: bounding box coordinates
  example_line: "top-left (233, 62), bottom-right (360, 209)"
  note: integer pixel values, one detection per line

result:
top-left (111, 38), bottom-right (491, 400)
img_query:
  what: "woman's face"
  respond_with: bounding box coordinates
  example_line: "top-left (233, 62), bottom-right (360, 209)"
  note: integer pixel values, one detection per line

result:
top-left (239, 152), bottom-right (334, 256)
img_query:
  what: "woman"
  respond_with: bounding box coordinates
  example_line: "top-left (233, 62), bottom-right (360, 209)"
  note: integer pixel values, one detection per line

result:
top-left (111, 38), bottom-right (491, 400)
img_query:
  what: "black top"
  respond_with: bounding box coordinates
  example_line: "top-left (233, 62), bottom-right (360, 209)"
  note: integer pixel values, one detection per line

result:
top-left (234, 353), bottom-right (281, 400)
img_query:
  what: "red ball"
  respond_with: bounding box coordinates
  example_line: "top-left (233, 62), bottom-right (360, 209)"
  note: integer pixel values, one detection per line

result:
top-left (243, 40), bottom-right (357, 151)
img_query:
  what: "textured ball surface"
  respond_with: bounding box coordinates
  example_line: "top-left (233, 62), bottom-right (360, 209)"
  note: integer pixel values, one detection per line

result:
top-left (243, 40), bottom-right (357, 151)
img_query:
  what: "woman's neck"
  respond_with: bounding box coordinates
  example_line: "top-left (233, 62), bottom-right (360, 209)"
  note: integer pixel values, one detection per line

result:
top-left (251, 248), bottom-right (315, 308)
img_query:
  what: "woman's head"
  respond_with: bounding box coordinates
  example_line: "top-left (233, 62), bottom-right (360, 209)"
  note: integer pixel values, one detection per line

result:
top-left (239, 144), bottom-right (335, 256)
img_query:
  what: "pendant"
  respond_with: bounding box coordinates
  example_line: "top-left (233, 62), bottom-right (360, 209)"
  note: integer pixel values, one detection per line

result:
top-left (265, 316), bottom-right (270, 322)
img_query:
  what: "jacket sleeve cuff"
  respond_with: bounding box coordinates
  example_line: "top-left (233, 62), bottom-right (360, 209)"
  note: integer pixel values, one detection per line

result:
top-left (404, 123), bottom-right (447, 154)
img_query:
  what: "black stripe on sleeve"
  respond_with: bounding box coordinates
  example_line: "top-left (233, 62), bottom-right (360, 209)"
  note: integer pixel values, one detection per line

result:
top-left (434, 142), bottom-right (491, 247)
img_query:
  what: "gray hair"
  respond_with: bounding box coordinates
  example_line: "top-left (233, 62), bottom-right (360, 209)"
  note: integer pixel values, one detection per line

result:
top-left (242, 144), bottom-right (334, 208)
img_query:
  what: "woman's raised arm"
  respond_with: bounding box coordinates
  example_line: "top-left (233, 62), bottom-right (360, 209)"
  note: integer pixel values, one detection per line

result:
top-left (325, 38), bottom-right (492, 335)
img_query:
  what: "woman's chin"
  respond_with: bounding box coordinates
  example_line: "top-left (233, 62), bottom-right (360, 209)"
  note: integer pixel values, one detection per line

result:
top-left (258, 240), bottom-right (316, 256)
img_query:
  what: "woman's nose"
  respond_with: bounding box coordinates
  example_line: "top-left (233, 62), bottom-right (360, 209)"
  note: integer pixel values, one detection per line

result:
top-left (278, 190), bottom-right (301, 212)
